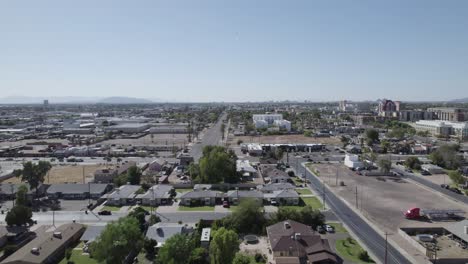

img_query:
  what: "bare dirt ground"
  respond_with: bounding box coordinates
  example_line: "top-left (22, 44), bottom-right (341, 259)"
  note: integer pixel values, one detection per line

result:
top-left (3, 164), bottom-right (110, 184)
top-left (309, 163), bottom-right (468, 232)
top-left (97, 134), bottom-right (189, 147)
top-left (0, 139), bottom-right (70, 147)
top-left (230, 134), bottom-right (340, 145)
top-left (417, 173), bottom-right (452, 186)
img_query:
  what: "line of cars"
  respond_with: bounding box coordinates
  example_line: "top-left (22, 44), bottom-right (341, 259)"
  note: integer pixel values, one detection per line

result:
top-left (440, 184), bottom-right (464, 195)
top-left (316, 224), bottom-right (335, 234)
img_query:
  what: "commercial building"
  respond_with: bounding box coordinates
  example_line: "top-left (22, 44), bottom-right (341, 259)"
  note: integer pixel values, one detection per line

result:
top-left (252, 114), bottom-right (291, 132)
top-left (427, 107), bottom-right (468, 122)
top-left (378, 99), bottom-right (400, 116)
top-left (399, 110), bottom-right (434, 122)
top-left (149, 123), bottom-right (188, 134)
top-left (104, 123), bottom-right (150, 133)
top-left (414, 120), bottom-right (468, 141)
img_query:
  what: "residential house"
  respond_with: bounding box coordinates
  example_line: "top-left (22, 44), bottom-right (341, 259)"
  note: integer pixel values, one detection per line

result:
top-left (46, 183), bottom-right (111, 200)
top-left (93, 161), bottom-right (136, 183)
top-left (146, 223), bottom-right (194, 247)
top-left (145, 159), bottom-right (168, 176)
top-left (80, 225), bottom-right (106, 244)
top-left (102, 185), bottom-right (141, 206)
top-left (225, 190), bottom-right (264, 205)
top-left (2, 223), bottom-right (85, 264)
top-left (237, 160), bottom-right (258, 179)
top-left (264, 190), bottom-right (300, 206)
top-left (179, 190), bottom-right (223, 206)
top-left (0, 183), bottom-right (48, 200)
top-left (135, 185), bottom-right (173, 206)
top-left (257, 183), bottom-right (296, 193)
top-left (267, 220), bottom-right (338, 264)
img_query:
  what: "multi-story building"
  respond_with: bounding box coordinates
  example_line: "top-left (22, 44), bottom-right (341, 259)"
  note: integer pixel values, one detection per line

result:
top-left (427, 107), bottom-right (468, 122)
top-left (378, 99), bottom-right (400, 114)
top-left (252, 114), bottom-right (291, 131)
top-left (414, 120), bottom-right (468, 141)
top-left (399, 110), bottom-right (434, 122)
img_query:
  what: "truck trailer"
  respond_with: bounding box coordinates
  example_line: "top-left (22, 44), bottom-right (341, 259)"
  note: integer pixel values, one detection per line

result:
top-left (404, 207), bottom-right (465, 220)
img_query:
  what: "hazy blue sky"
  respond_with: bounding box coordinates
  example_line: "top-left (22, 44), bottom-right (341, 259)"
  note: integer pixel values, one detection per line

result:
top-left (1, 1), bottom-right (468, 102)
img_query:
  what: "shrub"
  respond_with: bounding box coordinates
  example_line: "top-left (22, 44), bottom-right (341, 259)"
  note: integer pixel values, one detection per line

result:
top-left (358, 250), bottom-right (371, 262)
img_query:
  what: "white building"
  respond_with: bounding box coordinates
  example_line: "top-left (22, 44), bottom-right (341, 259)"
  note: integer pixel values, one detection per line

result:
top-left (414, 120), bottom-right (468, 140)
top-left (344, 154), bottom-right (363, 169)
top-left (252, 114), bottom-right (291, 132)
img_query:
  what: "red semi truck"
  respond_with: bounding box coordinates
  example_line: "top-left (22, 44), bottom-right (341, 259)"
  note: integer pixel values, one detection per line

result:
top-left (404, 207), bottom-right (464, 220)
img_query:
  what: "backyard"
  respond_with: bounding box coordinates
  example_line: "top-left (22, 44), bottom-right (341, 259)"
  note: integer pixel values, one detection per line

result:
top-left (335, 238), bottom-right (374, 264)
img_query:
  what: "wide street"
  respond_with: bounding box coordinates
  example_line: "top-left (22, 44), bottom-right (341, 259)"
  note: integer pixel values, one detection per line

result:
top-left (294, 157), bottom-right (412, 264)
top-left (190, 112), bottom-right (227, 162)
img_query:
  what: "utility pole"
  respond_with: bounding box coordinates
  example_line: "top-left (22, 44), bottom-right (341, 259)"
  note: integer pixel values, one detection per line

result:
top-left (322, 183), bottom-right (326, 210)
top-left (82, 166), bottom-right (85, 184)
top-left (88, 182), bottom-right (91, 205)
top-left (384, 232), bottom-right (393, 264)
top-left (355, 186), bottom-right (358, 209)
top-left (335, 167), bottom-right (339, 186)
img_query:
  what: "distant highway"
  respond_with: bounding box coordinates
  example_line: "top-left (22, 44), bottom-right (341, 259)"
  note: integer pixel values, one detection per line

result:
top-left (190, 112), bottom-right (227, 162)
top-left (295, 158), bottom-right (412, 264)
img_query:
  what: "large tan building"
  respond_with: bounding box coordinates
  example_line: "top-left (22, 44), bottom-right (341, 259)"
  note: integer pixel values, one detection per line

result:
top-left (427, 107), bottom-right (468, 122)
top-left (414, 120), bottom-right (468, 141)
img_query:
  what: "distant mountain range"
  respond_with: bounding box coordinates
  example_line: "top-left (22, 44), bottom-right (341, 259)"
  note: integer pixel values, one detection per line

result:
top-left (0, 96), bottom-right (157, 104)
top-left (450, 97), bottom-right (468, 103)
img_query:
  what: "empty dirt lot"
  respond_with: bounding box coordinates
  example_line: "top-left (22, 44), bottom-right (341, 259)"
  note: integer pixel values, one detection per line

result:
top-left (97, 133), bottom-right (189, 147)
top-left (3, 164), bottom-right (110, 184)
top-left (308, 163), bottom-right (468, 233)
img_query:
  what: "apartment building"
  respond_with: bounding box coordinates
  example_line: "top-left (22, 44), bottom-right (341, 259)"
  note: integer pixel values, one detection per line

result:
top-left (427, 107), bottom-right (468, 122)
top-left (252, 114), bottom-right (291, 131)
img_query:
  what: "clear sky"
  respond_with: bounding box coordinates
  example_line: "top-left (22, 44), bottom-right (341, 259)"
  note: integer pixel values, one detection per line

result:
top-left (1, 0), bottom-right (467, 102)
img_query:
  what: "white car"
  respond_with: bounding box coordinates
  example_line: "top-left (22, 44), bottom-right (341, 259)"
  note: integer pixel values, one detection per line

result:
top-left (324, 225), bottom-right (334, 233)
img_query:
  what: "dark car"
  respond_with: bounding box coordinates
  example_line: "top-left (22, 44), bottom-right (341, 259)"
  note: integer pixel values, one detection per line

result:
top-left (316, 226), bottom-right (326, 234)
top-left (420, 170), bottom-right (431, 176)
top-left (98, 210), bottom-right (112, 215)
top-left (450, 188), bottom-right (463, 195)
top-left (440, 184), bottom-right (450, 189)
top-left (223, 200), bottom-right (230, 208)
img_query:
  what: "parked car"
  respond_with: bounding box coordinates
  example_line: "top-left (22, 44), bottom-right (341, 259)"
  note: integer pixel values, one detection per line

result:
top-left (440, 184), bottom-right (450, 189)
top-left (420, 170), bottom-right (431, 176)
top-left (98, 210), bottom-right (112, 215)
top-left (450, 188), bottom-right (463, 195)
top-left (316, 226), bottom-right (326, 234)
top-left (324, 225), bottom-right (335, 233)
top-left (222, 201), bottom-right (230, 208)
top-left (405, 168), bottom-right (413, 173)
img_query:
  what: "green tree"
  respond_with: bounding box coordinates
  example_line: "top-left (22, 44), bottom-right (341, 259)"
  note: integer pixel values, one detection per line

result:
top-left (340, 136), bottom-right (350, 147)
top-left (14, 161), bottom-right (51, 198)
top-left (143, 238), bottom-right (157, 258)
top-left (90, 217), bottom-right (144, 264)
top-left (380, 140), bottom-right (390, 154)
top-left (127, 165), bottom-right (142, 185)
top-left (224, 199), bottom-right (266, 234)
top-left (304, 130), bottom-right (313, 137)
top-left (448, 171), bottom-right (465, 185)
top-left (274, 206), bottom-right (324, 229)
top-left (5, 205), bottom-right (33, 226)
top-left (365, 129), bottom-right (379, 146)
top-left (198, 146), bottom-right (237, 183)
top-left (209, 227), bottom-right (240, 264)
top-left (188, 247), bottom-right (209, 264)
top-left (15, 184), bottom-right (29, 206)
top-left (157, 233), bottom-right (196, 264)
top-left (232, 253), bottom-right (252, 264)
top-left (128, 207), bottom-right (147, 231)
top-left (378, 159), bottom-right (392, 173)
top-left (429, 144), bottom-right (462, 170)
top-left (404, 157), bottom-right (422, 170)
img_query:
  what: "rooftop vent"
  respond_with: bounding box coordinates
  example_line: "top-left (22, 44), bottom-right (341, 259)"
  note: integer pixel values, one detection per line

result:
top-left (284, 222), bottom-right (291, 229)
top-left (53, 232), bottom-right (62, 239)
top-left (31, 248), bottom-right (40, 254)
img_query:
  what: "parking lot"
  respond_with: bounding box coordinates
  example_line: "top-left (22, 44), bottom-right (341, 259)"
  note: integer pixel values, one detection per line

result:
top-left (308, 163), bottom-right (468, 232)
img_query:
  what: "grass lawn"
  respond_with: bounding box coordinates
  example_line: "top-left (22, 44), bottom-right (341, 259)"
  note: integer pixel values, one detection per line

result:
top-left (335, 238), bottom-right (375, 264)
top-left (296, 188), bottom-right (312, 195)
top-left (280, 197), bottom-right (322, 210)
top-left (327, 222), bottom-right (348, 233)
top-left (59, 249), bottom-right (98, 264)
top-left (292, 177), bottom-right (304, 186)
top-left (176, 188), bottom-right (191, 193)
top-left (135, 205), bottom-right (156, 212)
top-left (101, 205), bottom-right (122, 211)
top-left (178, 206), bottom-right (214, 211)
top-left (306, 163), bottom-right (320, 175)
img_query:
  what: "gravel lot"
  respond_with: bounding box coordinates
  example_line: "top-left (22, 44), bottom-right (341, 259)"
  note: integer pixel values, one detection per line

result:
top-left (309, 163), bottom-right (468, 232)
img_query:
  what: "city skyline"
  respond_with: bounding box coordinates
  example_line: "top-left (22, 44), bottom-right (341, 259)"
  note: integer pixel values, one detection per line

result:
top-left (1, 0), bottom-right (468, 102)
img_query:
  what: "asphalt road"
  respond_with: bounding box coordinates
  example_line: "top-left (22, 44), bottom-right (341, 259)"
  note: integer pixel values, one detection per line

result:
top-left (297, 158), bottom-right (412, 264)
top-left (190, 112), bottom-right (227, 162)
top-left (393, 166), bottom-right (468, 205)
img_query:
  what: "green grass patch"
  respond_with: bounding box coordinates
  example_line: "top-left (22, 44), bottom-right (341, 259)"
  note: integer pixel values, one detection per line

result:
top-left (101, 205), bottom-right (122, 211)
top-left (280, 197), bottom-right (322, 210)
top-left (296, 188), bottom-right (312, 195)
top-left (306, 164), bottom-right (320, 176)
top-left (291, 177), bottom-right (304, 186)
top-left (135, 205), bottom-right (156, 212)
top-left (335, 238), bottom-right (375, 264)
top-left (178, 206), bottom-right (214, 211)
top-left (327, 222), bottom-right (348, 233)
top-left (59, 249), bottom-right (98, 264)
top-left (176, 188), bottom-right (191, 193)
